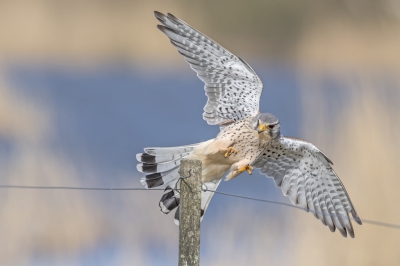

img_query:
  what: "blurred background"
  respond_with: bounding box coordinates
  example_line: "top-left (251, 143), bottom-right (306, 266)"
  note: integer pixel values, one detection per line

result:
top-left (1, 0), bottom-right (400, 265)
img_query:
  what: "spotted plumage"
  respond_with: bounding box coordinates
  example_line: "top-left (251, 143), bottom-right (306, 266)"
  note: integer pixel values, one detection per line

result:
top-left (136, 11), bottom-right (361, 237)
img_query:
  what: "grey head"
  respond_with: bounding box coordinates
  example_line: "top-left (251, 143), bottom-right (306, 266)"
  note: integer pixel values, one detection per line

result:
top-left (252, 113), bottom-right (281, 139)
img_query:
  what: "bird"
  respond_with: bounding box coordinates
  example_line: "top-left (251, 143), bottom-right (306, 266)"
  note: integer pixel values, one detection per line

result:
top-left (136, 11), bottom-right (362, 238)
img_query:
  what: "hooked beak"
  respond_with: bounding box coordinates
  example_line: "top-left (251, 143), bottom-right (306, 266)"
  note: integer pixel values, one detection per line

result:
top-left (257, 124), bottom-right (266, 134)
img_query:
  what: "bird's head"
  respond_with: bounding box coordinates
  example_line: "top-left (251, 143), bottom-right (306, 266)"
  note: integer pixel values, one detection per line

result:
top-left (252, 113), bottom-right (281, 139)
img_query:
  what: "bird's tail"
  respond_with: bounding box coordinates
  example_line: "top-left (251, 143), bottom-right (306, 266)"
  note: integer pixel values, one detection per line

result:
top-left (136, 141), bottom-right (222, 224)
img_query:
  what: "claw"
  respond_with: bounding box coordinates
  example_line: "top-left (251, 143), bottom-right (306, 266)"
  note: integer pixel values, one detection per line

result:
top-left (238, 165), bottom-right (254, 175)
top-left (224, 146), bottom-right (238, 158)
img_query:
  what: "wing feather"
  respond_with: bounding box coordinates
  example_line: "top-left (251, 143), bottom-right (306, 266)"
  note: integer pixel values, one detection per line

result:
top-left (154, 11), bottom-right (263, 126)
top-left (253, 136), bottom-right (361, 237)
top-left (311, 176), bottom-right (327, 226)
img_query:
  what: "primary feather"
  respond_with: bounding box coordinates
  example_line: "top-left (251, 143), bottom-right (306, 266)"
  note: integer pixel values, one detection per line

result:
top-left (253, 136), bottom-right (361, 238)
top-left (154, 11), bottom-right (263, 126)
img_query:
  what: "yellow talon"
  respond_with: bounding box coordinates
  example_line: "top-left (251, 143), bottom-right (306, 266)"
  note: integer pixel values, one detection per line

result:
top-left (224, 147), bottom-right (238, 158)
top-left (238, 165), bottom-right (254, 175)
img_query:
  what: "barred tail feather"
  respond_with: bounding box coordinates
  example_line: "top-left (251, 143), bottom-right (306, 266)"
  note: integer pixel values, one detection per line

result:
top-left (136, 152), bottom-right (190, 164)
top-left (137, 142), bottom-right (201, 216)
top-left (137, 160), bottom-right (182, 173)
top-left (160, 184), bottom-right (180, 214)
top-left (144, 143), bottom-right (202, 156)
top-left (137, 143), bottom-right (201, 189)
top-left (140, 168), bottom-right (180, 189)
top-left (137, 141), bottom-right (222, 225)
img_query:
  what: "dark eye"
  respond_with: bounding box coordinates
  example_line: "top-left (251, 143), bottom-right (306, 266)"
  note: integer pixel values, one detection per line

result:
top-left (268, 125), bottom-right (274, 129)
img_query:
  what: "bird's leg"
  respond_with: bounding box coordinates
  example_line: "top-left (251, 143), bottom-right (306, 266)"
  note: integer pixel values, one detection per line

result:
top-left (237, 164), bottom-right (254, 175)
top-left (226, 160), bottom-right (252, 181)
top-left (223, 146), bottom-right (238, 158)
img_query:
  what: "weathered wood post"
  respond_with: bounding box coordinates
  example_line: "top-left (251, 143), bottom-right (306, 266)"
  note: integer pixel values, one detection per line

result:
top-left (179, 159), bottom-right (202, 266)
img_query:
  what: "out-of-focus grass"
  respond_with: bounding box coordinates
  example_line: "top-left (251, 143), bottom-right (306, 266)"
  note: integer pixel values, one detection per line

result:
top-left (1, 0), bottom-right (400, 265)
top-left (0, 0), bottom-right (398, 64)
top-left (0, 78), bottom-right (105, 264)
top-left (0, 76), bottom-right (47, 141)
top-left (0, 77), bottom-right (181, 265)
top-left (0, 72), bottom-right (190, 264)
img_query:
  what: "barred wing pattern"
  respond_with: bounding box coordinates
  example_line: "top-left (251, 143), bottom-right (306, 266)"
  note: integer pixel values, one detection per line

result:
top-left (155, 12), bottom-right (263, 126)
top-left (253, 136), bottom-right (362, 238)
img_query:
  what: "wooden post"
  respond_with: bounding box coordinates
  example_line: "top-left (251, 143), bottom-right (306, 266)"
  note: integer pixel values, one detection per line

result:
top-left (179, 159), bottom-right (202, 266)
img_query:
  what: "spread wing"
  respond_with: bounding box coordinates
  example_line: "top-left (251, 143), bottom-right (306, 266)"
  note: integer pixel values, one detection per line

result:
top-left (154, 11), bottom-right (263, 126)
top-left (253, 136), bottom-right (362, 238)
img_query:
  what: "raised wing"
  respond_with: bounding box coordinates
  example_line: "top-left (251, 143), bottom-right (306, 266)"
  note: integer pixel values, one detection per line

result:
top-left (253, 136), bottom-right (362, 238)
top-left (154, 11), bottom-right (263, 126)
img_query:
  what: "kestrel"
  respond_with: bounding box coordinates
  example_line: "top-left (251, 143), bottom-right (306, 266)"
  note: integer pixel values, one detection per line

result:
top-left (137, 11), bottom-right (361, 237)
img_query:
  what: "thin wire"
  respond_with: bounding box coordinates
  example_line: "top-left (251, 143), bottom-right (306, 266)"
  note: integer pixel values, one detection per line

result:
top-left (0, 184), bottom-right (399, 230)
top-left (206, 189), bottom-right (304, 210)
top-left (0, 185), bottom-right (165, 191)
top-left (177, 169), bottom-right (193, 193)
top-left (204, 189), bottom-right (400, 230)
top-left (359, 219), bottom-right (400, 230)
